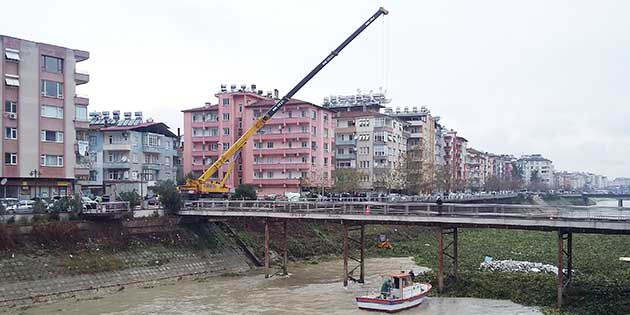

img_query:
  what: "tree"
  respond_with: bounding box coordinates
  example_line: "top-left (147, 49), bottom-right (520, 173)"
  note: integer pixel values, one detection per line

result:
top-left (332, 168), bottom-right (362, 193)
top-left (528, 170), bottom-right (547, 191)
top-left (234, 184), bottom-right (257, 200)
top-left (435, 164), bottom-right (453, 193)
top-left (179, 172), bottom-right (196, 186)
top-left (484, 175), bottom-right (502, 192)
top-left (150, 180), bottom-right (182, 214)
top-left (118, 191), bottom-right (142, 209)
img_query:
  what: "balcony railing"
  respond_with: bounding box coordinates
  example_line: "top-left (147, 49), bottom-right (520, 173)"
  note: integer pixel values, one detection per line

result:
top-left (336, 153), bottom-right (357, 160)
top-left (335, 139), bottom-right (356, 146)
top-left (75, 70), bottom-right (89, 85)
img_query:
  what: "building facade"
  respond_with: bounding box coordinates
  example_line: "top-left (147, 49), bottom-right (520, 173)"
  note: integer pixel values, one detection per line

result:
top-left (78, 111), bottom-right (178, 197)
top-left (1, 35), bottom-right (90, 199)
top-left (443, 130), bottom-right (468, 191)
top-left (183, 85), bottom-right (334, 196)
top-left (516, 154), bottom-right (554, 187)
top-left (465, 147), bottom-right (486, 191)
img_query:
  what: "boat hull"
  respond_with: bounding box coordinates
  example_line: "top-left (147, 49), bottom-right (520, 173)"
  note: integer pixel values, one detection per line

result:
top-left (356, 295), bottom-right (427, 312)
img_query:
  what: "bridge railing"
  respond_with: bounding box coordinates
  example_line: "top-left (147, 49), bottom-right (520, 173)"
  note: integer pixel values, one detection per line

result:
top-left (182, 200), bottom-right (630, 222)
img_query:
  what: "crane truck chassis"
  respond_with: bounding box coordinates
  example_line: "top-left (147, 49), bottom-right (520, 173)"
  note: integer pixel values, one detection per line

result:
top-left (179, 7), bottom-right (389, 198)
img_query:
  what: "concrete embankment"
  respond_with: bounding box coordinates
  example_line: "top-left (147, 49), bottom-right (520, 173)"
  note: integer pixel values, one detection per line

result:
top-left (0, 218), bottom-right (253, 310)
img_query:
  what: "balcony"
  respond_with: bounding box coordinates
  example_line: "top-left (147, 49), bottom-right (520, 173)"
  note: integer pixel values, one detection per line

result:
top-left (103, 143), bottom-right (132, 151)
top-left (253, 147), bottom-right (311, 156)
top-left (74, 119), bottom-right (90, 129)
top-left (143, 145), bottom-right (162, 153)
top-left (74, 49), bottom-right (90, 62)
top-left (252, 178), bottom-right (301, 186)
top-left (75, 70), bottom-right (89, 85)
top-left (103, 161), bottom-right (130, 169)
top-left (143, 163), bottom-right (162, 171)
top-left (282, 132), bottom-right (311, 140)
top-left (335, 139), bottom-right (356, 146)
top-left (336, 153), bottom-right (356, 160)
top-left (75, 94), bottom-right (89, 105)
top-left (74, 166), bottom-right (90, 177)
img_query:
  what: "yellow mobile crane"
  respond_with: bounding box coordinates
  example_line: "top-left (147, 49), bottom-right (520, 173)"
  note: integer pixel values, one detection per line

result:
top-left (180, 7), bottom-right (389, 197)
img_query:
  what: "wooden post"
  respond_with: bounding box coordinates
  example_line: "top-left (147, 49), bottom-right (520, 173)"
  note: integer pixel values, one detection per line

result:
top-left (619, 199), bottom-right (624, 208)
top-left (282, 220), bottom-right (288, 276)
top-left (360, 224), bottom-right (365, 283)
top-left (453, 227), bottom-right (459, 279)
top-left (557, 231), bottom-right (564, 308)
top-left (437, 227), bottom-right (444, 293)
top-left (264, 220), bottom-right (270, 279)
top-left (343, 224), bottom-right (349, 287)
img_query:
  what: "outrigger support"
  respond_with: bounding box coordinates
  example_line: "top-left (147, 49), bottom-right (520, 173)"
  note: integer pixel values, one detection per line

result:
top-left (557, 229), bottom-right (573, 308)
top-left (343, 223), bottom-right (365, 287)
top-left (264, 219), bottom-right (290, 279)
top-left (437, 226), bottom-right (459, 293)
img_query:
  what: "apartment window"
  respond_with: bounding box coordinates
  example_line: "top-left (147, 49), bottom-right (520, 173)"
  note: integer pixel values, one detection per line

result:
top-left (301, 156), bottom-right (307, 163)
top-left (223, 113), bottom-right (230, 121)
top-left (193, 114), bottom-right (202, 122)
top-left (311, 156), bottom-right (316, 164)
top-left (311, 110), bottom-right (317, 120)
top-left (4, 75), bottom-right (19, 87)
top-left (207, 113), bottom-right (218, 121)
top-left (210, 127), bottom-right (219, 136)
top-left (337, 148), bottom-right (344, 154)
top-left (89, 170), bottom-right (97, 181)
top-left (324, 128), bottom-right (329, 138)
top-left (324, 114), bottom-right (328, 122)
top-left (75, 106), bottom-right (88, 121)
top-left (311, 141), bottom-right (317, 150)
top-left (133, 153), bottom-right (139, 163)
top-left (267, 171), bottom-right (273, 178)
top-left (311, 126), bottom-right (317, 136)
top-left (324, 143), bottom-right (329, 152)
top-left (41, 80), bottom-right (63, 98)
top-left (223, 128), bottom-right (230, 135)
top-left (324, 157), bottom-right (328, 166)
top-left (222, 98), bottom-right (230, 105)
top-left (254, 171), bottom-right (263, 178)
top-left (4, 48), bottom-right (20, 62)
top-left (4, 128), bottom-right (17, 140)
top-left (301, 126), bottom-right (307, 133)
top-left (41, 130), bottom-right (63, 142)
top-left (89, 136), bottom-right (97, 146)
top-left (41, 105), bottom-right (64, 119)
top-left (301, 141), bottom-right (307, 148)
top-left (267, 142), bottom-right (274, 148)
top-left (301, 171), bottom-right (308, 178)
top-left (42, 55), bottom-right (63, 73)
top-left (254, 156), bottom-right (263, 163)
top-left (210, 143), bottom-right (218, 151)
top-left (223, 143), bottom-right (230, 150)
top-left (147, 134), bottom-right (160, 146)
top-left (288, 111), bottom-right (293, 118)
top-left (254, 142), bottom-right (262, 149)
top-left (4, 101), bottom-right (17, 113)
top-left (165, 157), bottom-right (171, 165)
top-left (4, 153), bottom-right (17, 165)
top-left (301, 110), bottom-right (306, 117)
top-left (239, 104), bottom-right (242, 112)
top-left (40, 154), bottom-right (64, 167)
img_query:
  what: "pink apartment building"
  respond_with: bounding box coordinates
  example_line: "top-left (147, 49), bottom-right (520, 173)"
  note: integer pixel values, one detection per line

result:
top-left (443, 130), bottom-right (468, 191)
top-left (183, 85), bottom-right (335, 196)
top-left (1, 35), bottom-right (90, 198)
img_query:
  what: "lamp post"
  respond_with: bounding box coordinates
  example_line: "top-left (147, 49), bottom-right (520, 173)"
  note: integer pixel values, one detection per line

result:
top-left (30, 169), bottom-right (41, 198)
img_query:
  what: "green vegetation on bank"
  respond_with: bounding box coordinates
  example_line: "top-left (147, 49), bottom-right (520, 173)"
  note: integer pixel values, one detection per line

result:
top-left (229, 219), bottom-right (630, 315)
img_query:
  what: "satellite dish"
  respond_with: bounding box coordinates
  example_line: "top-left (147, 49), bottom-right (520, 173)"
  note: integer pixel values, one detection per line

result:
top-left (121, 156), bottom-right (128, 162)
top-left (0, 178), bottom-right (6, 186)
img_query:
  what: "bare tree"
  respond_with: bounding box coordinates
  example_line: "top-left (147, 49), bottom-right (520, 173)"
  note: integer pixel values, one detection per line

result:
top-left (332, 168), bottom-right (362, 193)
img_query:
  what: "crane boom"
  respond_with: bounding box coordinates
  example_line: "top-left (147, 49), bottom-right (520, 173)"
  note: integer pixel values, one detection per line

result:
top-left (181, 7), bottom-right (389, 196)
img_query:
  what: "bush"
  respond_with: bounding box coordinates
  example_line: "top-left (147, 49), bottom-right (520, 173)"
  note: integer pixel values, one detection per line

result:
top-left (6, 216), bottom-right (15, 224)
top-left (31, 221), bottom-right (85, 249)
top-left (118, 191), bottom-right (142, 209)
top-left (0, 225), bottom-right (15, 250)
top-left (234, 185), bottom-right (257, 200)
top-left (150, 180), bottom-right (182, 215)
top-left (32, 214), bottom-right (49, 224)
top-left (33, 200), bottom-right (47, 214)
top-left (17, 216), bottom-right (29, 225)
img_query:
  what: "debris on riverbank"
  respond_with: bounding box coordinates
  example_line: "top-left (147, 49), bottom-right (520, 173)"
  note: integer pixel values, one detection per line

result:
top-left (480, 259), bottom-right (558, 275)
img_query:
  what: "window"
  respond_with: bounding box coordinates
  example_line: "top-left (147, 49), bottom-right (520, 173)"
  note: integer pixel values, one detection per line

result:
top-left (301, 141), bottom-right (307, 148)
top-left (5, 74), bottom-right (19, 87)
top-left (42, 55), bottom-right (63, 73)
top-left (210, 143), bottom-right (218, 151)
top-left (147, 134), bottom-right (159, 146)
top-left (223, 98), bottom-right (230, 105)
top-left (301, 157), bottom-right (307, 163)
top-left (324, 143), bottom-right (329, 152)
top-left (324, 157), bottom-right (328, 166)
top-left (254, 142), bottom-right (262, 149)
top-left (267, 171), bottom-right (273, 178)
top-left (267, 142), bottom-right (274, 148)
top-left (223, 113), bottom-right (230, 121)
top-left (193, 114), bottom-right (202, 122)
top-left (337, 148), bottom-right (344, 154)
top-left (89, 136), bottom-right (97, 146)
top-left (311, 141), bottom-right (317, 150)
top-left (239, 104), bottom-right (242, 112)
top-left (223, 143), bottom-right (230, 150)
top-left (301, 126), bottom-right (307, 133)
top-left (324, 128), bottom-right (329, 138)
top-left (75, 106), bottom-right (88, 121)
top-left (41, 105), bottom-right (64, 119)
top-left (89, 170), bottom-right (97, 181)
top-left (301, 171), bottom-right (308, 178)
top-left (4, 48), bottom-right (20, 61)
top-left (311, 110), bottom-right (317, 120)
top-left (4, 128), bottom-right (17, 139)
top-left (133, 154), bottom-right (139, 163)
top-left (301, 110), bottom-right (306, 117)
top-left (40, 154), bottom-right (64, 167)
top-left (223, 128), bottom-right (230, 135)
top-left (41, 80), bottom-right (63, 98)
top-left (206, 112), bottom-right (218, 121)
top-left (311, 126), bottom-right (317, 136)
top-left (165, 157), bottom-right (171, 165)
top-left (288, 111), bottom-right (293, 118)
top-left (254, 171), bottom-right (263, 178)
top-left (4, 153), bottom-right (17, 165)
top-left (5, 101), bottom-right (17, 113)
top-left (41, 130), bottom-right (64, 142)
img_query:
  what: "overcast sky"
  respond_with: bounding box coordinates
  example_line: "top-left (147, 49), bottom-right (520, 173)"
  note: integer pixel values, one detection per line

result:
top-left (2, 0), bottom-right (628, 178)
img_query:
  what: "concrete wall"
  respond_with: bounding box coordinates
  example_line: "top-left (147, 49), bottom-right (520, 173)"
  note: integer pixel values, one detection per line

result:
top-left (17, 40), bottom-right (39, 176)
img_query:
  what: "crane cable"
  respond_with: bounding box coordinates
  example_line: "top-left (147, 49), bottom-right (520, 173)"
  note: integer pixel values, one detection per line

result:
top-left (380, 5), bottom-right (389, 95)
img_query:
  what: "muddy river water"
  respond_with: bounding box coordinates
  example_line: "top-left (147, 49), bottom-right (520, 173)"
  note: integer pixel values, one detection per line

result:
top-left (22, 257), bottom-right (541, 315)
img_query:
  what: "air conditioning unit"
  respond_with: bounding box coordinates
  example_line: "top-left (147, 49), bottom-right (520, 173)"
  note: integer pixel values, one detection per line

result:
top-left (8, 113), bottom-right (17, 120)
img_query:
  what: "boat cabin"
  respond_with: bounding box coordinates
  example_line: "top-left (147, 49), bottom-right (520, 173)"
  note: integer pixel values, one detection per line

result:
top-left (382, 273), bottom-right (414, 299)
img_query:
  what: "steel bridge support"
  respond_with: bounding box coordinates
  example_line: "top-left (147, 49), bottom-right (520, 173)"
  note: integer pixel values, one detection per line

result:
top-left (264, 219), bottom-right (289, 279)
top-left (557, 230), bottom-right (573, 308)
top-left (343, 223), bottom-right (365, 287)
top-left (437, 227), bottom-right (459, 293)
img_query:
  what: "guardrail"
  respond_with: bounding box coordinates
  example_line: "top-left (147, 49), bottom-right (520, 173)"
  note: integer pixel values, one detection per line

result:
top-left (272, 192), bottom-right (519, 203)
top-left (181, 200), bottom-right (630, 222)
top-left (82, 201), bottom-right (130, 215)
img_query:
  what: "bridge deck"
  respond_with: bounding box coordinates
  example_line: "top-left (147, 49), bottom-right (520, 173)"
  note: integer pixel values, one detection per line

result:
top-left (178, 201), bottom-right (630, 234)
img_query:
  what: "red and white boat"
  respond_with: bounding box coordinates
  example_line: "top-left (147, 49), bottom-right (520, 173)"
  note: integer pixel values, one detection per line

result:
top-left (355, 273), bottom-right (432, 312)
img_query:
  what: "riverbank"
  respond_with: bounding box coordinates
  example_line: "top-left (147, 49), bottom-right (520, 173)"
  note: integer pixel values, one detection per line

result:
top-left (229, 219), bottom-right (630, 315)
top-left (0, 218), bottom-right (252, 311)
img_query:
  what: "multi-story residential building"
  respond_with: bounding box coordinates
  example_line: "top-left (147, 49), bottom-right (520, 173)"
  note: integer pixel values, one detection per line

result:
top-left (517, 154), bottom-right (554, 187)
top-left (77, 111), bottom-right (178, 197)
top-left (443, 130), bottom-right (468, 191)
top-left (434, 119), bottom-right (447, 168)
top-left (554, 171), bottom-right (608, 192)
top-left (466, 147), bottom-right (487, 191)
top-left (386, 106), bottom-right (437, 191)
top-left (323, 91), bottom-right (409, 192)
top-left (183, 85), bottom-right (334, 196)
top-left (1, 35), bottom-right (90, 198)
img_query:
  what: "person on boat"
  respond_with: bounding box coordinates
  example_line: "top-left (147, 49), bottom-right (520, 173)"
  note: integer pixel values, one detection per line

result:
top-left (408, 270), bottom-right (415, 280)
top-left (380, 278), bottom-right (393, 298)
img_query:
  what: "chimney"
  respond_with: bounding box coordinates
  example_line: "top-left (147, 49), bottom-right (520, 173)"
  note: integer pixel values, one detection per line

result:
top-left (273, 89), bottom-right (279, 99)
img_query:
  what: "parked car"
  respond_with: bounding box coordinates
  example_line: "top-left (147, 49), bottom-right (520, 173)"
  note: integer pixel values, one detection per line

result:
top-left (0, 198), bottom-right (18, 209)
top-left (6, 200), bottom-right (35, 214)
top-left (82, 197), bottom-right (98, 210)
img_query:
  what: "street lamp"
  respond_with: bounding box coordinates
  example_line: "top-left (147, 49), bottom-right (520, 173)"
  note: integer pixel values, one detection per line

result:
top-left (30, 169), bottom-right (41, 198)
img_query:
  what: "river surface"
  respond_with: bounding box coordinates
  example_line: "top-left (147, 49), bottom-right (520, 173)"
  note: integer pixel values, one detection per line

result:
top-left (22, 257), bottom-right (541, 315)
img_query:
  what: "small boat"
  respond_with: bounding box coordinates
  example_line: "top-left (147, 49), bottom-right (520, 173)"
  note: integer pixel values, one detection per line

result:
top-left (355, 272), bottom-right (432, 312)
